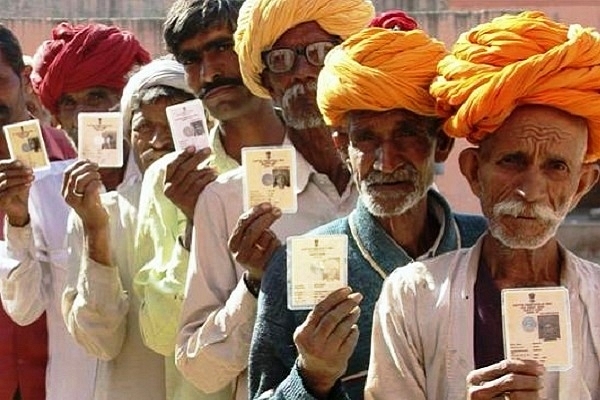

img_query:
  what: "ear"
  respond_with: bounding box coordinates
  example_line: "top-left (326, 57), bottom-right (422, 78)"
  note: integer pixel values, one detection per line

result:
top-left (434, 128), bottom-right (454, 163)
top-left (260, 71), bottom-right (274, 96)
top-left (20, 66), bottom-right (33, 93)
top-left (332, 130), bottom-right (350, 166)
top-left (569, 162), bottom-right (600, 210)
top-left (458, 147), bottom-right (483, 198)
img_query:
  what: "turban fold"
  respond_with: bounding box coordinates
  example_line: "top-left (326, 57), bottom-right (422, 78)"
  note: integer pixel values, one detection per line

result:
top-left (31, 22), bottom-right (151, 114)
top-left (317, 27), bottom-right (447, 127)
top-left (120, 58), bottom-right (194, 138)
top-left (234, 0), bottom-right (375, 98)
top-left (431, 11), bottom-right (600, 162)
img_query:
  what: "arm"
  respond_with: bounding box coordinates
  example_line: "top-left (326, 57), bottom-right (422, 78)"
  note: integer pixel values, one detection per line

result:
top-left (175, 183), bottom-right (257, 393)
top-left (61, 161), bottom-right (129, 360)
top-left (248, 249), bottom-right (353, 400)
top-left (0, 223), bottom-right (46, 325)
top-left (135, 150), bottom-right (216, 356)
top-left (365, 272), bottom-right (427, 400)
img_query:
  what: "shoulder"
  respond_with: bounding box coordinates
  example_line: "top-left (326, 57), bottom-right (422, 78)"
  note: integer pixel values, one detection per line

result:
top-left (452, 212), bottom-right (488, 246)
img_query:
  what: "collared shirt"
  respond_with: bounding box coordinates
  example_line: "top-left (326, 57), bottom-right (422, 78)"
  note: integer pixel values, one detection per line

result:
top-left (62, 177), bottom-right (166, 400)
top-left (0, 150), bottom-right (141, 400)
top-left (365, 236), bottom-right (600, 400)
top-left (0, 159), bottom-right (97, 400)
top-left (248, 192), bottom-right (486, 399)
top-left (134, 125), bottom-right (239, 400)
top-left (176, 143), bottom-right (357, 400)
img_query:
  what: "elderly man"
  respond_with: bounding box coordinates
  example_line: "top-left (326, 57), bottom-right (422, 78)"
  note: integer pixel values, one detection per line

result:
top-left (174, 0), bottom-right (374, 398)
top-left (133, 0), bottom-right (287, 398)
top-left (366, 12), bottom-right (600, 400)
top-left (248, 14), bottom-right (488, 400)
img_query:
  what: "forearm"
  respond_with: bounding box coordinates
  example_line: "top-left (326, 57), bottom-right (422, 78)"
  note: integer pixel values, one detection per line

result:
top-left (62, 256), bottom-right (129, 360)
top-left (84, 225), bottom-right (111, 266)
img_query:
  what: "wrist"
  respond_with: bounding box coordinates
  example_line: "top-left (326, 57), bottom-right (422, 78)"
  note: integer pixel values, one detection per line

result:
top-left (297, 358), bottom-right (338, 399)
top-left (7, 213), bottom-right (30, 227)
top-left (243, 271), bottom-right (261, 298)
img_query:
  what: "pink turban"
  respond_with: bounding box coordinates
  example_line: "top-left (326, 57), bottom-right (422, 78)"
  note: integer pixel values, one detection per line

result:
top-left (31, 22), bottom-right (151, 114)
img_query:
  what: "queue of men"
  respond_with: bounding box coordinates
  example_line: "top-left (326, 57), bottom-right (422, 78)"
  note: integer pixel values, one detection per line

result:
top-left (0, 1), bottom-right (599, 400)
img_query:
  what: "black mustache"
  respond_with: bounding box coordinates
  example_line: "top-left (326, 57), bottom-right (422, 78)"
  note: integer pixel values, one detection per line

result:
top-left (199, 78), bottom-right (244, 99)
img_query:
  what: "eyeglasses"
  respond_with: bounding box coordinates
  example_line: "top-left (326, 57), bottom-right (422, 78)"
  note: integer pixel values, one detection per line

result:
top-left (261, 41), bottom-right (339, 74)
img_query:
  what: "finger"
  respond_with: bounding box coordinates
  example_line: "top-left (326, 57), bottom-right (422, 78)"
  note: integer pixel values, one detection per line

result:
top-left (329, 305), bottom-right (361, 349)
top-left (228, 203), bottom-right (275, 252)
top-left (62, 161), bottom-right (93, 199)
top-left (0, 174), bottom-right (34, 192)
top-left (165, 147), bottom-right (211, 183)
top-left (63, 163), bottom-right (100, 200)
top-left (313, 292), bottom-right (363, 338)
top-left (338, 324), bottom-right (360, 356)
top-left (0, 159), bottom-right (30, 171)
top-left (467, 360), bottom-right (544, 386)
top-left (236, 230), bottom-right (280, 268)
top-left (166, 168), bottom-right (217, 198)
top-left (73, 170), bottom-right (102, 195)
top-left (469, 374), bottom-right (542, 399)
top-left (304, 287), bottom-right (353, 329)
top-left (236, 209), bottom-right (282, 255)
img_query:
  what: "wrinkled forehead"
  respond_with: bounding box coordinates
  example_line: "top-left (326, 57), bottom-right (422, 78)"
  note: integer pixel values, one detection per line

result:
top-left (270, 21), bottom-right (339, 49)
top-left (481, 105), bottom-right (588, 159)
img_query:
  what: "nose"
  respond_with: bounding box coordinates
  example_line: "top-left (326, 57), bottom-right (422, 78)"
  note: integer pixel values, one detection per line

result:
top-left (515, 167), bottom-right (546, 203)
top-left (200, 55), bottom-right (222, 87)
top-left (291, 54), bottom-right (319, 84)
top-left (375, 140), bottom-right (403, 174)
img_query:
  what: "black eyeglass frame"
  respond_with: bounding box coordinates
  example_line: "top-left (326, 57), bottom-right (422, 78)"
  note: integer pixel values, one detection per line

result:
top-left (261, 40), bottom-right (341, 74)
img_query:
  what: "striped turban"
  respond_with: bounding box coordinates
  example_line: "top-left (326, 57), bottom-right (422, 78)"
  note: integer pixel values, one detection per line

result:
top-left (431, 11), bottom-right (600, 162)
top-left (234, 0), bottom-right (375, 99)
top-left (317, 27), bottom-right (447, 127)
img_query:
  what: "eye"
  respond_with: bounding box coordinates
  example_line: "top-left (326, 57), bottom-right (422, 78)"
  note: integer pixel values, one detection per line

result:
top-left (547, 159), bottom-right (569, 173)
top-left (58, 96), bottom-right (76, 109)
top-left (498, 153), bottom-right (523, 167)
top-left (86, 91), bottom-right (108, 106)
top-left (215, 40), bottom-right (234, 52)
top-left (177, 51), bottom-right (201, 66)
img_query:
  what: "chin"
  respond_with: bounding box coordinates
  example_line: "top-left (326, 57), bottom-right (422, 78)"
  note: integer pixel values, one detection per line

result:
top-left (489, 223), bottom-right (558, 250)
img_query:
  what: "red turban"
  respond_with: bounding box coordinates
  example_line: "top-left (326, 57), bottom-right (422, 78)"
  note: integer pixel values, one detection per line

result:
top-left (368, 10), bottom-right (418, 31)
top-left (31, 22), bottom-right (151, 114)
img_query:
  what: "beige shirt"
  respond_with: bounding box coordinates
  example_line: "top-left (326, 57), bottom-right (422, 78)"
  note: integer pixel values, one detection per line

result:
top-left (176, 147), bottom-right (357, 400)
top-left (366, 236), bottom-right (600, 400)
top-left (62, 180), bottom-right (166, 400)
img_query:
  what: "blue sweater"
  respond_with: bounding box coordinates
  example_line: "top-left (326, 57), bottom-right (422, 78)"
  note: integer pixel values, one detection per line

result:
top-left (249, 191), bottom-right (487, 399)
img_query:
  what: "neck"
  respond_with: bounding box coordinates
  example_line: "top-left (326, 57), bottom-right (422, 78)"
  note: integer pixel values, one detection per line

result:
top-left (288, 126), bottom-right (350, 194)
top-left (481, 234), bottom-right (562, 290)
top-left (376, 195), bottom-right (438, 259)
top-left (219, 100), bottom-right (286, 164)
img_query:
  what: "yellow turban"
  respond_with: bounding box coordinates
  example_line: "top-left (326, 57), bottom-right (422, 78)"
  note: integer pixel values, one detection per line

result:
top-left (234, 0), bottom-right (375, 99)
top-left (317, 27), bottom-right (447, 127)
top-left (431, 11), bottom-right (600, 162)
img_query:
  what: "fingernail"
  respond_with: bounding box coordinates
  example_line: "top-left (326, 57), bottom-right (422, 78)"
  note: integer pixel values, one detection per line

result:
top-left (537, 365), bottom-right (545, 374)
top-left (259, 203), bottom-right (271, 211)
top-left (349, 292), bottom-right (363, 302)
top-left (273, 207), bottom-right (282, 217)
top-left (186, 146), bottom-right (195, 153)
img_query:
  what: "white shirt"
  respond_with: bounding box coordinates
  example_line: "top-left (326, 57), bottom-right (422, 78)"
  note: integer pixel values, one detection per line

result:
top-left (62, 175), bottom-right (167, 400)
top-left (176, 147), bottom-right (357, 400)
top-left (366, 235), bottom-right (600, 400)
top-left (0, 160), bottom-right (97, 400)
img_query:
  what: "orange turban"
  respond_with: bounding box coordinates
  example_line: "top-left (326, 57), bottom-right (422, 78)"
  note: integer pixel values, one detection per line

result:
top-left (234, 0), bottom-right (375, 99)
top-left (317, 27), bottom-right (447, 127)
top-left (31, 22), bottom-right (151, 114)
top-left (431, 11), bottom-right (600, 162)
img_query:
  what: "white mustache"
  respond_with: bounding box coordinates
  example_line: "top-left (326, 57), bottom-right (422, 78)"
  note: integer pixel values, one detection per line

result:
top-left (282, 81), bottom-right (317, 107)
top-left (493, 200), bottom-right (561, 222)
top-left (364, 167), bottom-right (416, 186)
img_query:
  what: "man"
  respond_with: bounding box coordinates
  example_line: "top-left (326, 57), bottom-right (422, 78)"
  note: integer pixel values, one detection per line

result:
top-left (0, 24), bottom-right (75, 400)
top-left (248, 15), bottom-right (488, 399)
top-left (366, 11), bottom-right (600, 399)
top-left (133, 0), bottom-right (287, 399)
top-left (60, 58), bottom-right (196, 400)
top-left (174, 0), bottom-right (374, 398)
top-left (31, 22), bottom-right (150, 145)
